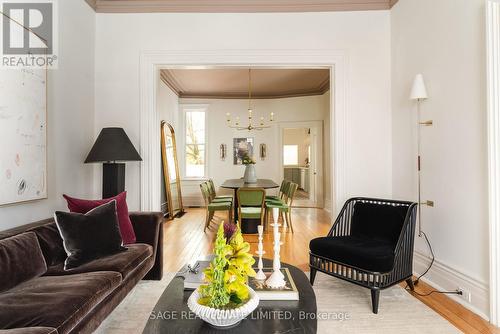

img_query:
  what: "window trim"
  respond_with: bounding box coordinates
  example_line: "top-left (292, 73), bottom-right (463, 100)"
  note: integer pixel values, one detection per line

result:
top-left (180, 104), bottom-right (209, 180)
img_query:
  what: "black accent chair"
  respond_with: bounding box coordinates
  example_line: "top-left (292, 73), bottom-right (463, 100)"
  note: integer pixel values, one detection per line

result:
top-left (309, 197), bottom-right (417, 314)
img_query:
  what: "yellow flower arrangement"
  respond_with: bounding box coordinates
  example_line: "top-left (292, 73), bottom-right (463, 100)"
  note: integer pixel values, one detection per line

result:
top-left (198, 222), bottom-right (256, 309)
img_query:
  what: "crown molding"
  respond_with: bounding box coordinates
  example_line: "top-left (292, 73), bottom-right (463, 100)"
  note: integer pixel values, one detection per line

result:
top-left (390, 0), bottom-right (399, 8)
top-left (159, 69), bottom-right (330, 99)
top-left (85, 0), bottom-right (97, 10)
top-left (91, 0), bottom-right (395, 13)
top-left (159, 70), bottom-right (181, 97)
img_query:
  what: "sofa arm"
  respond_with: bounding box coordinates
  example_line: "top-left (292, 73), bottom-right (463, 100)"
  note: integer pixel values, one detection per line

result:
top-left (0, 328), bottom-right (57, 334)
top-left (129, 212), bottom-right (164, 280)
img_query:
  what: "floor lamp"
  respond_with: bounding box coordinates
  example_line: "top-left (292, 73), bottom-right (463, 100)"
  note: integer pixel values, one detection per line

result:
top-left (410, 74), bottom-right (432, 237)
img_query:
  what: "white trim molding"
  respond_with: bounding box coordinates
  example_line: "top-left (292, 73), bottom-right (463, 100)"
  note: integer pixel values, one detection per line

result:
top-left (139, 50), bottom-right (348, 216)
top-left (487, 0), bottom-right (500, 326)
top-left (414, 252), bottom-right (490, 320)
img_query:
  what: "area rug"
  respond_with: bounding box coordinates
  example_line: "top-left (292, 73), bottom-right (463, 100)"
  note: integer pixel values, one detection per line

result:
top-left (95, 272), bottom-right (460, 334)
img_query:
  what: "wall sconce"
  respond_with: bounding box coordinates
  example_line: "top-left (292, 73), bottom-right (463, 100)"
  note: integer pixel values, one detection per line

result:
top-left (220, 144), bottom-right (227, 161)
top-left (260, 144), bottom-right (267, 160)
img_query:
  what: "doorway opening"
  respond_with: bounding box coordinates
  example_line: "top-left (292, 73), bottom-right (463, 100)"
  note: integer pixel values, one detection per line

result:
top-left (139, 49), bottom-right (348, 218)
top-left (280, 121), bottom-right (325, 208)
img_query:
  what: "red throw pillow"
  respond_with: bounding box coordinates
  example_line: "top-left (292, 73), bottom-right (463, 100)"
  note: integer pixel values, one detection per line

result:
top-left (62, 192), bottom-right (136, 244)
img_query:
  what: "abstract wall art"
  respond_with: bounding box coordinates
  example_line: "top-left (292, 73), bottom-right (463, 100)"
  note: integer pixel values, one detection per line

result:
top-left (0, 67), bottom-right (47, 205)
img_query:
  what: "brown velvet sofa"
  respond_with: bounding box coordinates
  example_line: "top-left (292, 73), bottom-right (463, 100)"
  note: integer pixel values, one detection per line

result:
top-left (0, 212), bottom-right (163, 334)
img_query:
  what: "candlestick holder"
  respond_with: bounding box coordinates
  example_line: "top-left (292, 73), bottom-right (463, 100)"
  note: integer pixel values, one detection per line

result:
top-left (265, 208), bottom-right (286, 288)
top-left (255, 225), bottom-right (266, 280)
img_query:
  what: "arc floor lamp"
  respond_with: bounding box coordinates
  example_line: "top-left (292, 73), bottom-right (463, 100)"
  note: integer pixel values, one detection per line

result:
top-left (410, 74), bottom-right (433, 236)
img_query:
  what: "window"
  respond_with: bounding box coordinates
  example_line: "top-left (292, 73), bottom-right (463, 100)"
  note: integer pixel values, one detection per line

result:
top-left (283, 145), bottom-right (299, 165)
top-left (185, 109), bottom-right (206, 178)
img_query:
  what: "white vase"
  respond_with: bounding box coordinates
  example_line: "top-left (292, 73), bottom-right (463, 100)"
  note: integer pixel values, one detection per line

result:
top-left (243, 164), bottom-right (257, 183)
top-left (187, 287), bottom-right (260, 328)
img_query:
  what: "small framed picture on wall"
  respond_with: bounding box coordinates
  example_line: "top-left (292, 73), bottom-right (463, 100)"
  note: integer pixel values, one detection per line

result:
top-left (233, 138), bottom-right (254, 165)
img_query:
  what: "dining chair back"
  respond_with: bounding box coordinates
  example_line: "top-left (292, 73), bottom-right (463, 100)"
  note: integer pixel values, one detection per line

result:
top-left (266, 180), bottom-right (290, 202)
top-left (265, 182), bottom-right (299, 233)
top-left (208, 179), bottom-right (234, 203)
top-left (237, 188), bottom-right (266, 226)
top-left (286, 182), bottom-right (299, 205)
top-left (200, 182), bottom-right (232, 232)
top-left (282, 181), bottom-right (292, 199)
top-left (208, 179), bottom-right (218, 199)
top-left (200, 182), bottom-right (211, 205)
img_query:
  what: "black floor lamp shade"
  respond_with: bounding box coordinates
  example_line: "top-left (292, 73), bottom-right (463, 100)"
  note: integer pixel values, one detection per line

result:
top-left (85, 128), bottom-right (142, 199)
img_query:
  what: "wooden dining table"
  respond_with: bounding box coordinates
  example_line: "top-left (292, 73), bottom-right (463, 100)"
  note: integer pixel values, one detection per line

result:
top-left (221, 179), bottom-right (279, 233)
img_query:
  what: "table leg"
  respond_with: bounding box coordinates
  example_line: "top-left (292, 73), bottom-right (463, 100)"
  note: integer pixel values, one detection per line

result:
top-left (233, 188), bottom-right (239, 223)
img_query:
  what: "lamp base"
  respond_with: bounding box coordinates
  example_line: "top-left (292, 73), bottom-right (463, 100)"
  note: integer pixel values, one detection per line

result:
top-left (103, 163), bottom-right (125, 199)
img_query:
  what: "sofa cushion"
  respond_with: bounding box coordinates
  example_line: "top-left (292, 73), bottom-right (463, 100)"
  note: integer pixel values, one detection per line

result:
top-left (0, 327), bottom-right (58, 334)
top-left (26, 223), bottom-right (67, 266)
top-left (0, 232), bottom-right (47, 293)
top-left (0, 271), bottom-right (121, 334)
top-left (350, 202), bottom-right (408, 247)
top-left (45, 244), bottom-right (153, 280)
top-left (54, 200), bottom-right (126, 270)
top-left (309, 236), bottom-right (395, 272)
top-left (63, 192), bottom-right (136, 244)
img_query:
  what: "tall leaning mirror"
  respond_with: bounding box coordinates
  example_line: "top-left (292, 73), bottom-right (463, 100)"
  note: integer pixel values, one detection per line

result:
top-left (161, 121), bottom-right (185, 219)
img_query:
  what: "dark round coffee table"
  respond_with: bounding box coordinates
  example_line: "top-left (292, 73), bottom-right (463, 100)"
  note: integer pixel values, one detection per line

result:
top-left (143, 259), bottom-right (317, 334)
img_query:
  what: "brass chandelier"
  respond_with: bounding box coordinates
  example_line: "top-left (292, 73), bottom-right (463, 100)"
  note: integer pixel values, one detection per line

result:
top-left (226, 69), bottom-right (274, 131)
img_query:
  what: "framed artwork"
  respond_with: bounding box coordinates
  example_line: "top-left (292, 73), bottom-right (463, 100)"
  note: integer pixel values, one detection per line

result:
top-left (0, 68), bottom-right (47, 206)
top-left (233, 138), bottom-right (254, 165)
top-left (0, 15), bottom-right (47, 206)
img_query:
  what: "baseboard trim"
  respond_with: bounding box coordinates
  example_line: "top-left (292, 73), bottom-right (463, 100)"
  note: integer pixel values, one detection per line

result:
top-left (413, 251), bottom-right (490, 320)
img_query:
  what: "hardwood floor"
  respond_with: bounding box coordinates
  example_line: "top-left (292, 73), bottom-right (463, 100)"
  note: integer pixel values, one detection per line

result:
top-left (162, 207), bottom-right (497, 333)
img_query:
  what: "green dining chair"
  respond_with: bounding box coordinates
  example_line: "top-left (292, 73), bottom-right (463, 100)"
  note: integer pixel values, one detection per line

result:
top-left (265, 182), bottom-right (299, 233)
top-left (208, 179), bottom-right (233, 203)
top-left (265, 180), bottom-right (289, 202)
top-left (266, 180), bottom-right (291, 224)
top-left (237, 188), bottom-right (266, 230)
top-left (200, 182), bottom-right (232, 232)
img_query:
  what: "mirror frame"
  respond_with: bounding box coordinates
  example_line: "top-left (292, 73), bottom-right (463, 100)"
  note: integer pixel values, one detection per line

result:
top-left (160, 121), bottom-right (184, 219)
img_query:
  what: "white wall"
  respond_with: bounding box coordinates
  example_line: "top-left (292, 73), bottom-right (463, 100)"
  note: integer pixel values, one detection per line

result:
top-left (0, 0), bottom-right (96, 230)
top-left (176, 94), bottom-right (330, 206)
top-left (392, 0), bottom-right (489, 317)
top-left (94, 11), bottom-right (393, 211)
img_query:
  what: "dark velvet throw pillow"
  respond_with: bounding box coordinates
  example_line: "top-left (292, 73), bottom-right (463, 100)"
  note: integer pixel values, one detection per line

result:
top-left (54, 200), bottom-right (126, 270)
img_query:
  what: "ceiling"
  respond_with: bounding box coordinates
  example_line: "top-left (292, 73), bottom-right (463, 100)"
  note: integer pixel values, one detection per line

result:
top-left (160, 69), bottom-right (330, 99)
top-left (85, 0), bottom-right (399, 13)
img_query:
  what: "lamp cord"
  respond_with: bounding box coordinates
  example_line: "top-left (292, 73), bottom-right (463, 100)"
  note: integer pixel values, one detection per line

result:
top-left (405, 230), bottom-right (462, 297)
top-left (414, 230), bottom-right (434, 285)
